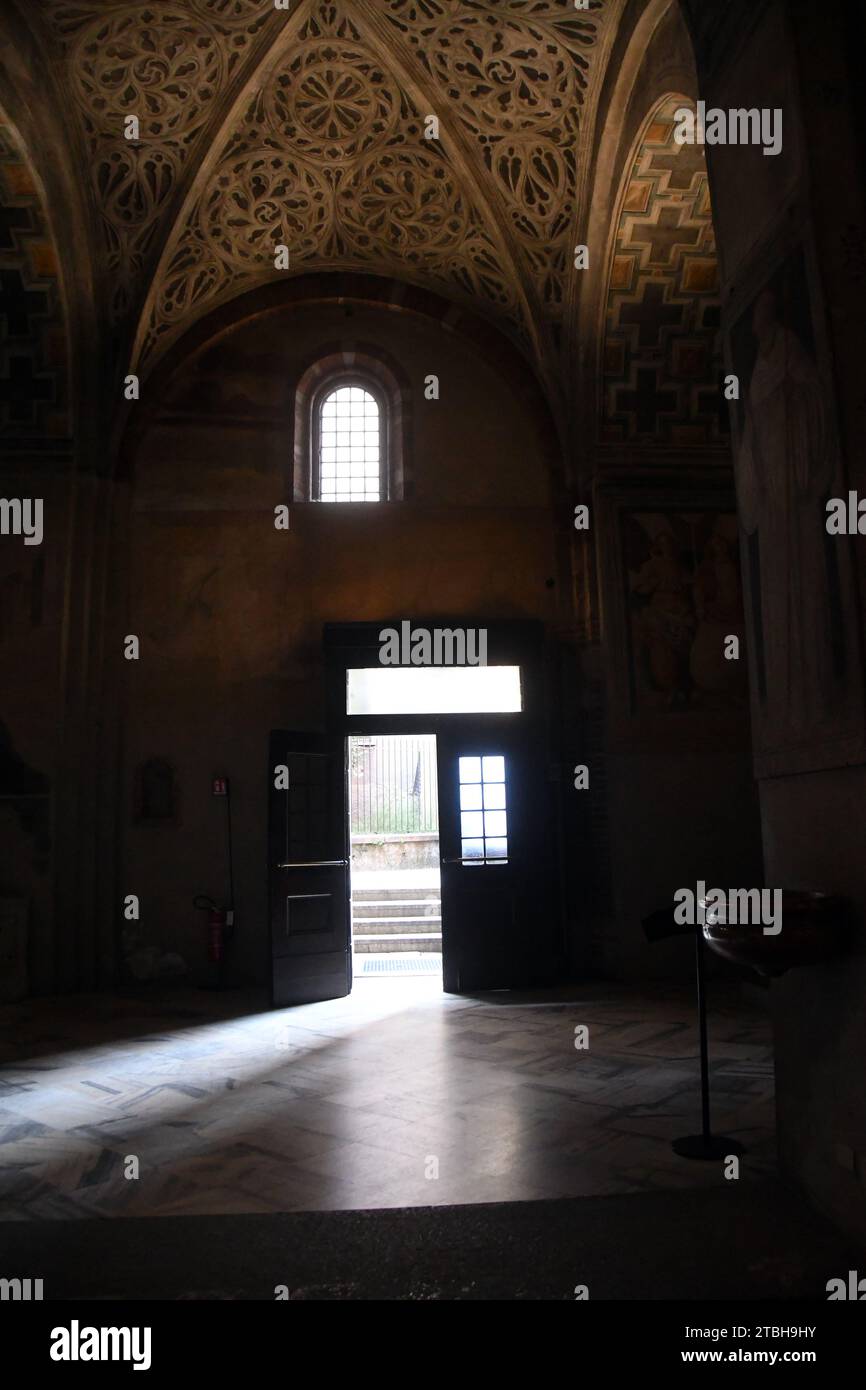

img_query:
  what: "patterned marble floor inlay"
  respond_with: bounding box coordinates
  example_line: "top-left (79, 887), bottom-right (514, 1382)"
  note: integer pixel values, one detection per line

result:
top-left (0, 979), bottom-right (775, 1220)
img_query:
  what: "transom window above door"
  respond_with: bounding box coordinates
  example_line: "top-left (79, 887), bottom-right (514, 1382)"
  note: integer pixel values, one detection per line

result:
top-left (315, 383), bottom-right (383, 502)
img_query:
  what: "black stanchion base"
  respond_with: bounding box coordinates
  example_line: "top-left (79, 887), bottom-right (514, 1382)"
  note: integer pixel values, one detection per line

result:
top-left (672, 1134), bottom-right (745, 1160)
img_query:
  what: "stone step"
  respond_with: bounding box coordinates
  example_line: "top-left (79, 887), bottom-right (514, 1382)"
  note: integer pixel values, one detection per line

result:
top-left (356, 932), bottom-right (442, 940)
top-left (353, 915), bottom-right (442, 934)
top-left (352, 899), bottom-right (441, 919)
top-left (351, 885), bottom-right (440, 903)
top-left (354, 936), bottom-right (442, 955)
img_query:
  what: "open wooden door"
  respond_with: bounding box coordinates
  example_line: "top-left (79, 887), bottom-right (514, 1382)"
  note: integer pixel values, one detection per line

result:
top-left (268, 730), bottom-right (351, 1007)
top-left (436, 723), bottom-right (559, 993)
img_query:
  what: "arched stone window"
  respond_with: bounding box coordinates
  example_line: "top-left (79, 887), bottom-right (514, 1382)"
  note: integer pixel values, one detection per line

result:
top-left (314, 378), bottom-right (384, 502)
top-left (292, 346), bottom-right (411, 502)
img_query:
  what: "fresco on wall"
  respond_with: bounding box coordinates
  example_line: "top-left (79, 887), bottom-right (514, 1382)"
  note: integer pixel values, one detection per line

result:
top-left (0, 548), bottom-right (44, 643)
top-left (623, 511), bottom-right (747, 713)
top-left (730, 247), bottom-right (862, 767)
top-left (0, 717), bottom-right (50, 873)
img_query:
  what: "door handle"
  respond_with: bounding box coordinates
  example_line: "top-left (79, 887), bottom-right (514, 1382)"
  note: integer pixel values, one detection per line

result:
top-left (277, 859), bottom-right (349, 869)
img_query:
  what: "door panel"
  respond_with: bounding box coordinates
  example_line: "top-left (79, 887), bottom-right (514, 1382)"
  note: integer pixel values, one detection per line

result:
top-left (436, 725), bottom-right (559, 992)
top-left (268, 730), bottom-right (351, 1006)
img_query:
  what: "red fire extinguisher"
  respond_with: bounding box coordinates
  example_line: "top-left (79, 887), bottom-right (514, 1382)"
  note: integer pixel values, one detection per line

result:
top-left (193, 895), bottom-right (232, 963)
top-left (193, 773), bottom-right (236, 985)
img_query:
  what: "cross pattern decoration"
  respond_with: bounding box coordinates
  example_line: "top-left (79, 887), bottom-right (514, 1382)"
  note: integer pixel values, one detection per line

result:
top-left (601, 95), bottom-right (728, 448)
top-left (0, 124), bottom-right (66, 438)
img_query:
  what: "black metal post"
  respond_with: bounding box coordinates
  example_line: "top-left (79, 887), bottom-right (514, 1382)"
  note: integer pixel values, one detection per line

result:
top-left (672, 918), bottom-right (745, 1160)
top-left (696, 922), bottom-right (711, 1142)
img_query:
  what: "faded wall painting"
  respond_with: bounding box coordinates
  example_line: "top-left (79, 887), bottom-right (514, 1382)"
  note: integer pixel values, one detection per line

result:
top-left (730, 247), bottom-right (863, 770)
top-left (623, 511), bottom-right (747, 714)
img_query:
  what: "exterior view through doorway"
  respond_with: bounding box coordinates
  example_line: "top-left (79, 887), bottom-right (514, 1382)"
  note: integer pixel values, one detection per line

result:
top-left (349, 734), bottom-right (442, 980)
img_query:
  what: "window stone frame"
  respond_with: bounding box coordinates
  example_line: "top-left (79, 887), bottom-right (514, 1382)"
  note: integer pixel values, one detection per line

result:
top-left (292, 345), bottom-right (412, 503)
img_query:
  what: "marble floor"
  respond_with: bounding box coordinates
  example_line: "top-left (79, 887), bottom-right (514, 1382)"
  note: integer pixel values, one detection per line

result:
top-left (0, 978), bottom-right (775, 1221)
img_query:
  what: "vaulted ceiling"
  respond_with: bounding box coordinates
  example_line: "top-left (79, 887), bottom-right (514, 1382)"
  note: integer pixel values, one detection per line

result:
top-left (25, 0), bottom-right (628, 386)
top-left (601, 95), bottom-right (725, 448)
top-left (0, 118), bottom-right (69, 441)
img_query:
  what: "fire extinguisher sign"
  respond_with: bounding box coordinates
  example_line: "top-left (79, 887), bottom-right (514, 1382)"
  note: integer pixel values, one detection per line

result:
top-left (212, 778), bottom-right (228, 797)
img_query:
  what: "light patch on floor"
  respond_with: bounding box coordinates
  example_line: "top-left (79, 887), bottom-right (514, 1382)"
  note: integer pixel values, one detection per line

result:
top-left (0, 980), bottom-right (775, 1220)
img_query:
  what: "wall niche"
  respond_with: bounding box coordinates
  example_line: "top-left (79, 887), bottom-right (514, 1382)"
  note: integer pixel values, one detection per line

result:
top-left (134, 758), bottom-right (179, 826)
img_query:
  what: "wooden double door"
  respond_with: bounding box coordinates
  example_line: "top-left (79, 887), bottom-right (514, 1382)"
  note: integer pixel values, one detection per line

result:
top-left (268, 717), bottom-right (561, 1006)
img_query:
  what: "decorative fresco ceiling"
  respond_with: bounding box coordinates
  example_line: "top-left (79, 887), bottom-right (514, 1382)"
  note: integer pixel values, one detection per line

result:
top-left (0, 120), bottom-right (69, 441)
top-left (601, 95), bottom-right (726, 447)
top-left (29, 0), bottom-right (624, 380)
